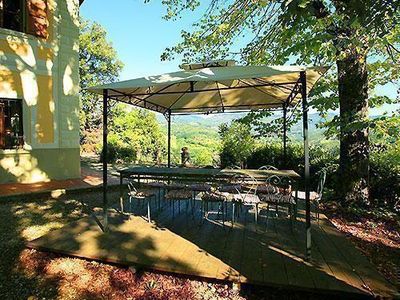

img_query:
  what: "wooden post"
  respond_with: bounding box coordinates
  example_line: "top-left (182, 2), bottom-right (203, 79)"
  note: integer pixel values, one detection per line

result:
top-left (102, 89), bottom-right (108, 232)
top-left (300, 71), bottom-right (311, 259)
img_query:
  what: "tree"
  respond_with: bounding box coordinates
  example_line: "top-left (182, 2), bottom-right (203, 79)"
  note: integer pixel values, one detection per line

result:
top-left (108, 105), bottom-right (166, 163)
top-left (79, 19), bottom-right (123, 142)
top-left (159, 0), bottom-right (400, 205)
top-left (219, 122), bottom-right (255, 168)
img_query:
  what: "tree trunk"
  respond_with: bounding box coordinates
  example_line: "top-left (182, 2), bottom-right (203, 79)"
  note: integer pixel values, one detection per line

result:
top-left (337, 49), bottom-right (370, 205)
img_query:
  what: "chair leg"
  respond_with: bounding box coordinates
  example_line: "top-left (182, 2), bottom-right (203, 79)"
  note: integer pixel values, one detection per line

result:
top-left (232, 202), bottom-right (235, 226)
top-left (191, 197), bottom-right (195, 217)
top-left (158, 189), bottom-right (161, 211)
top-left (222, 201), bottom-right (225, 226)
top-left (120, 196), bottom-right (124, 213)
top-left (255, 203), bottom-right (258, 224)
top-left (147, 198), bottom-right (151, 223)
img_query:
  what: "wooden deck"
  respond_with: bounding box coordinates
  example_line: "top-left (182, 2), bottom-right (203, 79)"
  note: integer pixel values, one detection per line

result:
top-left (27, 198), bottom-right (398, 298)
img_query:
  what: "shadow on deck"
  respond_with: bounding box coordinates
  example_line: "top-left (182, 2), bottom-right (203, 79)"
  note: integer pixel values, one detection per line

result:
top-left (27, 198), bottom-right (398, 298)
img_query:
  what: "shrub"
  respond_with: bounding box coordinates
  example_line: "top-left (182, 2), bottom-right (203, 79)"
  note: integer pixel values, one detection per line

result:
top-left (369, 142), bottom-right (400, 212)
top-left (246, 141), bottom-right (303, 171)
top-left (246, 141), bottom-right (339, 190)
top-left (219, 122), bottom-right (256, 168)
top-left (99, 138), bottom-right (137, 163)
top-left (81, 130), bottom-right (101, 154)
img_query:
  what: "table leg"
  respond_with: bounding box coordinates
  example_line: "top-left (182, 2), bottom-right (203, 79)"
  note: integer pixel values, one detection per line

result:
top-left (120, 174), bottom-right (124, 213)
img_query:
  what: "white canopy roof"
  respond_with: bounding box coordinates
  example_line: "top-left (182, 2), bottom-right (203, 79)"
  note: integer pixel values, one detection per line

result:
top-left (88, 64), bottom-right (327, 115)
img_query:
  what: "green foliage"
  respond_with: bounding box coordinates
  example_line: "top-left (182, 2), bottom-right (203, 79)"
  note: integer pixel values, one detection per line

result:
top-left (246, 142), bottom-right (303, 170)
top-left (370, 140), bottom-right (400, 210)
top-left (158, 0), bottom-right (400, 142)
top-left (219, 122), bottom-right (256, 168)
top-left (369, 115), bottom-right (400, 210)
top-left (100, 105), bottom-right (166, 164)
top-left (79, 18), bottom-right (124, 142)
top-left (159, 1), bottom-right (399, 65)
top-left (218, 120), bottom-right (398, 212)
top-left (168, 121), bottom-right (221, 166)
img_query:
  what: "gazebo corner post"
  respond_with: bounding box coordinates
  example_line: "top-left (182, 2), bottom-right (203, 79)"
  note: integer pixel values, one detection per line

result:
top-left (282, 103), bottom-right (288, 168)
top-left (167, 110), bottom-right (171, 168)
top-left (102, 89), bottom-right (109, 232)
top-left (300, 71), bottom-right (311, 259)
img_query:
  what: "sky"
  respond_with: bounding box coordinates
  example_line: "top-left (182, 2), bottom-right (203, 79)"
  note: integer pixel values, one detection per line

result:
top-left (80, 0), bottom-right (203, 80)
top-left (80, 0), bottom-right (399, 116)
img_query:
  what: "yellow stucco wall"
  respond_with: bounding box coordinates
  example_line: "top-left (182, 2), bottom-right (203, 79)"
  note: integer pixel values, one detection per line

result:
top-left (0, 0), bottom-right (80, 184)
top-left (36, 75), bottom-right (54, 143)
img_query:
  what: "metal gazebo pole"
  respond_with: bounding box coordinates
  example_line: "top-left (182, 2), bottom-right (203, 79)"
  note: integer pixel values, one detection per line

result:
top-left (282, 103), bottom-right (288, 167)
top-left (102, 89), bottom-right (109, 232)
top-left (300, 71), bottom-right (311, 258)
top-left (167, 110), bottom-right (171, 168)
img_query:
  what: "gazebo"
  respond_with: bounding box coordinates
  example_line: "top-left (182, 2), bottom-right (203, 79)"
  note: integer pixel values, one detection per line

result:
top-left (88, 61), bottom-right (327, 258)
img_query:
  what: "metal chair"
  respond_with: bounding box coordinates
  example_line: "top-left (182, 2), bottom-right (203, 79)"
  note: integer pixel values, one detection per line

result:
top-left (315, 170), bottom-right (327, 222)
top-left (258, 165), bottom-right (278, 170)
top-left (259, 175), bottom-right (296, 220)
top-left (127, 181), bottom-right (156, 223)
top-left (190, 183), bottom-right (212, 211)
top-left (201, 189), bottom-right (229, 225)
top-left (229, 174), bottom-right (261, 224)
top-left (144, 181), bottom-right (166, 211)
top-left (164, 184), bottom-right (193, 217)
top-left (292, 170), bottom-right (326, 222)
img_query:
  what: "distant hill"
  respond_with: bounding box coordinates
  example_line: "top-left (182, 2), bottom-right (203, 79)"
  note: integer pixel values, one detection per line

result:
top-left (157, 113), bottom-right (244, 128)
top-left (158, 112), bottom-right (336, 141)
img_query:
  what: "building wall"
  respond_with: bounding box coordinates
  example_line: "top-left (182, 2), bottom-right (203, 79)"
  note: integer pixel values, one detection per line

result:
top-left (0, 0), bottom-right (80, 184)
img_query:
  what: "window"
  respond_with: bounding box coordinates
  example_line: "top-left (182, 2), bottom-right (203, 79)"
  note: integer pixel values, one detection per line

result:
top-left (0, 0), bottom-right (48, 39)
top-left (1, 0), bottom-right (23, 32)
top-left (0, 99), bottom-right (24, 150)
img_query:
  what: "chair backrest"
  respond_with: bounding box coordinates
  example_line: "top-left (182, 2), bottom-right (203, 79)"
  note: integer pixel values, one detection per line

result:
top-left (232, 173), bottom-right (259, 203)
top-left (258, 165), bottom-right (278, 171)
top-left (265, 175), bottom-right (293, 203)
top-left (127, 181), bottom-right (138, 194)
top-left (316, 170), bottom-right (327, 199)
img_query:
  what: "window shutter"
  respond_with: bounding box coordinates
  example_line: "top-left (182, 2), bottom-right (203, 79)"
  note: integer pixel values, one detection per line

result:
top-left (26, 0), bottom-right (48, 39)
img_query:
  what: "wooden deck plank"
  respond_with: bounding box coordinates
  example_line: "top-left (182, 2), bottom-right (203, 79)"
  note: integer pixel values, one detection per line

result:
top-left (26, 201), bottom-right (397, 298)
top-left (310, 221), bottom-right (372, 296)
top-left (218, 216), bottom-right (244, 281)
top-left (182, 216), bottom-right (222, 278)
top-left (194, 208), bottom-right (233, 280)
top-left (287, 218), bottom-right (359, 294)
top-left (256, 209), bottom-right (290, 287)
top-left (318, 217), bottom-right (398, 298)
top-left (271, 215), bottom-right (316, 290)
top-left (239, 207), bottom-right (264, 284)
top-left (151, 202), bottom-right (206, 273)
